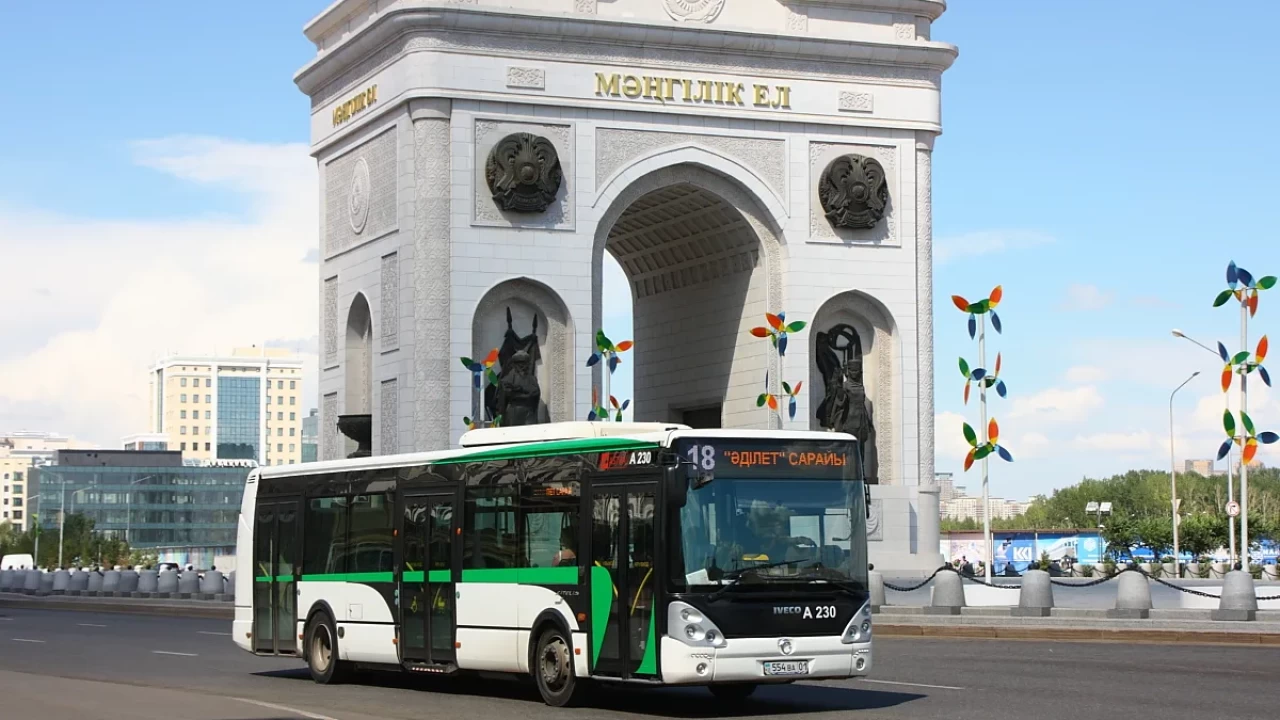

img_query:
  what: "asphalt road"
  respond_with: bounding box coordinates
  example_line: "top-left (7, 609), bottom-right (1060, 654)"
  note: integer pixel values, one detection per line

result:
top-left (0, 607), bottom-right (1276, 720)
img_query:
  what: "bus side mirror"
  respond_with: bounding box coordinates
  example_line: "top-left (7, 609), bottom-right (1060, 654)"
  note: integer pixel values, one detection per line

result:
top-left (666, 468), bottom-right (687, 508)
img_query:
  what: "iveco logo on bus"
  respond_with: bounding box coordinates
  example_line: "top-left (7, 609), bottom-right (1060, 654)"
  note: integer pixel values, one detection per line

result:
top-left (774, 605), bottom-right (838, 619)
top-left (773, 606), bottom-right (803, 616)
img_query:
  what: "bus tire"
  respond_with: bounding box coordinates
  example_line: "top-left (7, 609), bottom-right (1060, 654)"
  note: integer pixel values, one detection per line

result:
top-left (533, 626), bottom-right (586, 707)
top-left (709, 683), bottom-right (757, 703)
top-left (305, 612), bottom-right (351, 684)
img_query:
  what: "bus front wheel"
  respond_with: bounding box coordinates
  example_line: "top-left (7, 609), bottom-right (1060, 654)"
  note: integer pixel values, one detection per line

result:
top-left (533, 627), bottom-right (587, 707)
top-left (305, 612), bottom-right (351, 684)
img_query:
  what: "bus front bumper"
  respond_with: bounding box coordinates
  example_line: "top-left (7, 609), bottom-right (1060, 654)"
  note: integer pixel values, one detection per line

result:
top-left (659, 635), bottom-right (871, 685)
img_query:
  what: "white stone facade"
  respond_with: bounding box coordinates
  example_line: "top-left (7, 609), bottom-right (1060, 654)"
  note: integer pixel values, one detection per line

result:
top-left (298, 0), bottom-right (955, 572)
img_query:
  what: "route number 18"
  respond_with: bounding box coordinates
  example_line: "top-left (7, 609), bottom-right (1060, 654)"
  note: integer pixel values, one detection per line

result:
top-left (686, 444), bottom-right (716, 470)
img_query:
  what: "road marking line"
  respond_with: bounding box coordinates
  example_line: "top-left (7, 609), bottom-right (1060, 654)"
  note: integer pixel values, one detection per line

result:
top-left (77, 623), bottom-right (107, 628)
top-left (232, 697), bottom-right (341, 720)
top-left (862, 679), bottom-right (964, 691)
top-left (152, 651), bottom-right (198, 657)
top-left (197, 631), bottom-right (231, 636)
top-left (12, 638), bottom-right (45, 643)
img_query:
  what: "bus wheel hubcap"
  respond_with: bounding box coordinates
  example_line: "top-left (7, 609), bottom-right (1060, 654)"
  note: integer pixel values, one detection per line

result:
top-left (313, 627), bottom-right (332, 670)
top-left (540, 637), bottom-right (569, 690)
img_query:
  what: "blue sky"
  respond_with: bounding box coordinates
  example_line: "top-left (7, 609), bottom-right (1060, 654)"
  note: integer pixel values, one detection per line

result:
top-left (2, 2), bottom-right (1278, 498)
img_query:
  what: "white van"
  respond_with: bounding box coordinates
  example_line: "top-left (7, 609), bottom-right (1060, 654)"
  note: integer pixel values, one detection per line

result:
top-left (1, 554), bottom-right (36, 570)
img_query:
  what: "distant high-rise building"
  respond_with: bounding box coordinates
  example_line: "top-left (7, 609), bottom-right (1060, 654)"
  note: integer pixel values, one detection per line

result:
top-left (301, 408), bottom-right (319, 463)
top-left (0, 431), bottom-right (80, 531)
top-left (935, 472), bottom-right (956, 502)
top-left (148, 347), bottom-right (305, 467)
top-left (121, 433), bottom-right (170, 452)
top-left (1183, 459), bottom-right (1222, 477)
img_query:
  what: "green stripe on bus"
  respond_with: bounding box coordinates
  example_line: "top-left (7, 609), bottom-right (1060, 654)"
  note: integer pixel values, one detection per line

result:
top-left (433, 436), bottom-right (660, 464)
top-left (590, 565), bottom-right (614, 665)
top-left (254, 575), bottom-right (293, 583)
top-left (299, 572), bottom-right (395, 583)
top-left (636, 605), bottom-right (657, 675)
top-left (402, 571), bottom-right (451, 583)
top-left (460, 567), bottom-right (578, 585)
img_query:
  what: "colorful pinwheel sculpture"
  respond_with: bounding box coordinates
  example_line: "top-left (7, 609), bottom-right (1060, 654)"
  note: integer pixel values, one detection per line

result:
top-left (951, 285), bottom-right (1003, 339)
top-left (958, 353), bottom-right (1007, 405)
top-left (1215, 261), bottom-right (1277, 317)
top-left (1217, 336), bottom-right (1270, 392)
top-left (1218, 410), bottom-right (1279, 464)
top-left (586, 330), bottom-right (633, 374)
top-left (460, 349), bottom-right (500, 389)
top-left (755, 373), bottom-right (804, 420)
top-left (750, 312), bottom-right (807, 357)
top-left (962, 418), bottom-right (1014, 471)
top-left (587, 387), bottom-right (630, 422)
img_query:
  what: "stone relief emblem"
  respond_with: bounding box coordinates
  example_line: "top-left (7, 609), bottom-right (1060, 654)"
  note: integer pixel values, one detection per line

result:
top-left (484, 133), bottom-right (563, 214)
top-left (818, 154), bottom-right (889, 230)
top-left (348, 157), bottom-right (371, 234)
top-left (662, 0), bottom-right (726, 23)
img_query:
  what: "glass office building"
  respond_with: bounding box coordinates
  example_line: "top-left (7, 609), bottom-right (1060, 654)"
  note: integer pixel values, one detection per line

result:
top-left (32, 450), bottom-right (251, 568)
top-left (217, 376), bottom-right (261, 460)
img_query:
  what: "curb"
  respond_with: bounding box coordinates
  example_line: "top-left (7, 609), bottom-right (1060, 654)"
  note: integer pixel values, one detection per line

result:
top-left (0, 595), bottom-right (233, 620)
top-left (878, 623), bottom-right (1280, 646)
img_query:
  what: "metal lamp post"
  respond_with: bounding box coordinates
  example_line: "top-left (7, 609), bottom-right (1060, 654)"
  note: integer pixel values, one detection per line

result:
top-left (1169, 371), bottom-right (1199, 572)
top-left (1173, 329), bottom-right (1237, 565)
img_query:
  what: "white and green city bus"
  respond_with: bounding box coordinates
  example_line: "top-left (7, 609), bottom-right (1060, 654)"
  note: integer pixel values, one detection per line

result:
top-left (233, 422), bottom-right (873, 706)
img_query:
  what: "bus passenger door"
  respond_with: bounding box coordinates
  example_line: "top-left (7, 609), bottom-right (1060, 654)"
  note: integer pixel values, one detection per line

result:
top-left (400, 490), bottom-right (457, 665)
top-left (589, 482), bottom-right (658, 679)
top-left (252, 499), bottom-right (299, 655)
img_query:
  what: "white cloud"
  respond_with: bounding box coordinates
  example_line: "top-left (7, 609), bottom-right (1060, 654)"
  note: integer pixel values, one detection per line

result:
top-left (933, 229), bottom-right (1054, 265)
top-left (0, 136), bottom-right (319, 446)
top-left (935, 411), bottom-right (973, 466)
top-left (1058, 283), bottom-right (1114, 311)
top-left (1065, 365), bottom-right (1107, 384)
top-left (1072, 431), bottom-right (1156, 453)
top-left (1013, 431), bottom-right (1051, 460)
top-left (1009, 385), bottom-right (1105, 424)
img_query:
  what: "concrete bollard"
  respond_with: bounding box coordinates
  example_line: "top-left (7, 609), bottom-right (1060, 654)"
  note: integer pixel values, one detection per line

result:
top-left (137, 569), bottom-right (159, 596)
top-left (1212, 570), bottom-right (1258, 621)
top-left (51, 570), bottom-right (71, 595)
top-left (868, 570), bottom-right (886, 612)
top-left (925, 570), bottom-right (966, 615)
top-left (1262, 565), bottom-right (1279, 582)
top-left (1213, 561), bottom-right (1229, 578)
top-left (38, 573), bottom-right (54, 596)
top-left (199, 570), bottom-right (224, 600)
top-left (87, 571), bottom-right (104, 595)
top-left (1108, 570), bottom-right (1152, 618)
top-left (116, 570), bottom-right (139, 596)
top-left (1162, 562), bottom-right (1178, 579)
top-left (0, 569), bottom-right (12, 591)
top-left (156, 569), bottom-right (178, 597)
top-left (1013, 569), bottom-right (1054, 617)
top-left (69, 570), bottom-right (89, 595)
top-left (23, 570), bottom-right (41, 595)
top-left (177, 570), bottom-right (200, 598)
top-left (101, 570), bottom-right (120, 595)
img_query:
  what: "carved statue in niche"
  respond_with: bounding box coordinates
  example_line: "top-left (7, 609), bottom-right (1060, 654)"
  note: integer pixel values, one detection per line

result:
top-left (815, 324), bottom-right (878, 483)
top-left (484, 132), bottom-right (563, 213)
top-left (484, 307), bottom-right (544, 426)
top-left (818, 154), bottom-right (889, 230)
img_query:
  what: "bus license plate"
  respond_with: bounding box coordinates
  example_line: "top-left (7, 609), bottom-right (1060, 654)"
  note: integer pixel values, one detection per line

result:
top-left (762, 660), bottom-right (809, 676)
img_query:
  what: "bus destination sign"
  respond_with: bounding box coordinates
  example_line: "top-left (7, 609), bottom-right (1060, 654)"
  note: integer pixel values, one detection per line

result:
top-left (680, 440), bottom-right (858, 480)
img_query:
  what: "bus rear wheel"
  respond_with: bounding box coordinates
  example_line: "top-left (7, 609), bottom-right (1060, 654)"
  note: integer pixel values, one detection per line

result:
top-left (709, 683), bottom-right (758, 703)
top-left (533, 627), bottom-right (586, 707)
top-left (306, 612), bottom-right (351, 684)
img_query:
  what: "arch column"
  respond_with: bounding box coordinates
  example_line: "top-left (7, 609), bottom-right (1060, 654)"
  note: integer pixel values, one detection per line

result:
top-left (411, 99), bottom-right (452, 450)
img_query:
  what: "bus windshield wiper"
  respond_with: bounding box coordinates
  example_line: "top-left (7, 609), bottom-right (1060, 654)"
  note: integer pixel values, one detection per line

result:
top-left (705, 560), bottom-right (814, 602)
top-left (789, 572), bottom-right (865, 600)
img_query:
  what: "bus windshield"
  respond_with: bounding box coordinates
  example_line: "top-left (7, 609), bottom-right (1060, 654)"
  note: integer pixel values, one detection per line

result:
top-left (671, 439), bottom-right (867, 594)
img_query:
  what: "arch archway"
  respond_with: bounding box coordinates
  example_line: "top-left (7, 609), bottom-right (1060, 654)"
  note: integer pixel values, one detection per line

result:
top-left (591, 163), bottom-right (785, 429)
top-left (344, 293), bottom-right (373, 455)
top-left (809, 290), bottom-right (899, 484)
top-left (472, 277), bottom-right (574, 425)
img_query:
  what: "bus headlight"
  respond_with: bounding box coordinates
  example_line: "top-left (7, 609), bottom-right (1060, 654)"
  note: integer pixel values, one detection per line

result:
top-left (841, 600), bottom-right (872, 644)
top-left (668, 601), bottom-right (726, 648)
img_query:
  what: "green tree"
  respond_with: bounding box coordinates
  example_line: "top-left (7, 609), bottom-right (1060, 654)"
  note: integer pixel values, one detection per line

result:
top-left (1133, 516), bottom-right (1174, 559)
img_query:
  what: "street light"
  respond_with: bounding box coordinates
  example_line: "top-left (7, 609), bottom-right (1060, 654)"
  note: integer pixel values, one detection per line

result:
top-left (1085, 501), bottom-right (1111, 565)
top-left (1169, 371), bottom-right (1199, 573)
top-left (1173, 329), bottom-right (1238, 566)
